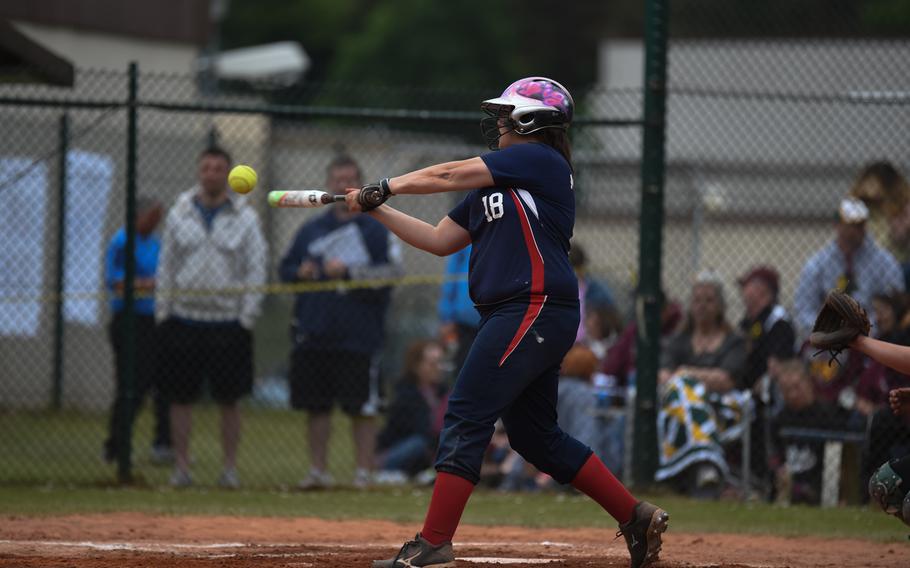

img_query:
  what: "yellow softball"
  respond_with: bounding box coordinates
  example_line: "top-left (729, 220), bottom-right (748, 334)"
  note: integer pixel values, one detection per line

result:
top-left (228, 165), bottom-right (258, 194)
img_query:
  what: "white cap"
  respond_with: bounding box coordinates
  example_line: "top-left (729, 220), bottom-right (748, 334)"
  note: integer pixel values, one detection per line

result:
top-left (839, 197), bottom-right (869, 224)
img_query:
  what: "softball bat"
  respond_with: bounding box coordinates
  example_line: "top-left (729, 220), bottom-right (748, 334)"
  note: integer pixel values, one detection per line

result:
top-left (267, 190), bottom-right (345, 208)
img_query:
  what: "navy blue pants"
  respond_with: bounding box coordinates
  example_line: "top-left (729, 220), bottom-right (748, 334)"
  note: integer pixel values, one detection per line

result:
top-left (434, 297), bottom-right (592, 484)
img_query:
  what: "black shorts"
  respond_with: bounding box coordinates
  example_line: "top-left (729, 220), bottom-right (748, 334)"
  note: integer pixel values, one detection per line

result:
top-left (157, 318), bottom-right (253, 404)
top-left (289, 347), bottom-right (379, 415)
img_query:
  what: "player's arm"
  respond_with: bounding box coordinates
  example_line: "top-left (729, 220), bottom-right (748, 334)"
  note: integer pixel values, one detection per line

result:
top-left (363, 204), bottom-right (470, 257)
top-left (851, 335), bottom-right (910, 376)
top-left (389, 158), bottom-right (493, 195)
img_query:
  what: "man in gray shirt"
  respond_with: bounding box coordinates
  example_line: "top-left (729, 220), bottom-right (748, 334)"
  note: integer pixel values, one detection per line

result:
top-left (155, 146), bottom-right (267, 488)
top-left (794, 197), bottom-right (904, 339)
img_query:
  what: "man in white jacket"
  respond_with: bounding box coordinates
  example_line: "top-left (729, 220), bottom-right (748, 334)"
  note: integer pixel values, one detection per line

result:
top-left (155, 146), bottom-right (267, 488)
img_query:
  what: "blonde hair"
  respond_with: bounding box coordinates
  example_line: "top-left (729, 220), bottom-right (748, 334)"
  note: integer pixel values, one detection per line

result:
top-left (849, 161), bottom-right (910, 219)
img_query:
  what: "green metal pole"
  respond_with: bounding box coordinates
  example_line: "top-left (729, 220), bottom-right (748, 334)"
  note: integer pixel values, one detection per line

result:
top-left (117, 61), bottom-right (139, 483)
top-left (50, 113), bottom-right (69, 410)
top-left (633, 0), bottom-right (669, 487)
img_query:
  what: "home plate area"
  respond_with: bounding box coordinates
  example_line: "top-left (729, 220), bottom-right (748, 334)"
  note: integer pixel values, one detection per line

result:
top-left (0, 514), bottom-right (906, 567)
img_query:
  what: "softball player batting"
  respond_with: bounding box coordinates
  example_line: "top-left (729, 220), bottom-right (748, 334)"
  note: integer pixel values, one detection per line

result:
top-left (345, 77), bottom-right (668, 568)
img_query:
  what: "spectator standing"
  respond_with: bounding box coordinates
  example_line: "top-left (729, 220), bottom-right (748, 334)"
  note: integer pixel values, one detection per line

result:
top-left (438, 244), bottom-right (480, 374)
top-left (279, 155), bottom-right (403, 490)
top-left (103, 196), bottom-right (171, 465)
top-left (375, 339), bottom-right (450, 483)
top-left (849, 161), bottom-right (910, 270)
top-left (155, 146), bottom-right (267, 488)
top-left (794, 197), bottom-right (904, 338)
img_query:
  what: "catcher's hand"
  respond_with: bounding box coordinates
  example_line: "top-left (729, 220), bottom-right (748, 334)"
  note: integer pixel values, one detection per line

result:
top-left (358, 178), bottom-right (392, 212)
top-left (889, 387), bottom-right (910, 417)
top-left (809, 290), bottom-right (871, 362)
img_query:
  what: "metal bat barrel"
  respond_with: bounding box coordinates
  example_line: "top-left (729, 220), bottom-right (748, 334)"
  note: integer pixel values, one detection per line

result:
top-left (267, 190), bottom-right (344, 208)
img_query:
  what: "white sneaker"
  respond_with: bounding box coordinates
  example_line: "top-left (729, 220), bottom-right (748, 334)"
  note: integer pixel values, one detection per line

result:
top-left (297, 469), bottom-right (335, 490)
top-left (353, 468), bottom-right (373, 489)
top-left (414, 468), bottom-right (437, 486)
top-left (169, 468), bottom-right (193, 488)
top-left (373, 470), bottom-right (409, 486)
top-left (218, 468), bottom-right (240, 489)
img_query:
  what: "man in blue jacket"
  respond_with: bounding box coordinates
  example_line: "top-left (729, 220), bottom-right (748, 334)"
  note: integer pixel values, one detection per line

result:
top-left (103, 196), bottom-right (172, 465)
top-left (279, 155), bottom-right (404, 489)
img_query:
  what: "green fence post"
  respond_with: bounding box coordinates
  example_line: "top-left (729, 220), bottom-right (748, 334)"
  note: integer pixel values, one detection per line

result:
top-left (633, 0), bottom-right (670, 487)
top-left (117, 61), bottom-right (139, 483)
top-left (50, 113), bottom-right (69, 411)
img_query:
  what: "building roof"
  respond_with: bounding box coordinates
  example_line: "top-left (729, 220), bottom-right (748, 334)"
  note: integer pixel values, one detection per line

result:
top-left (0, 19), bottom-right (73, 85)
top-left (2, 0), bottom-right (211, 46)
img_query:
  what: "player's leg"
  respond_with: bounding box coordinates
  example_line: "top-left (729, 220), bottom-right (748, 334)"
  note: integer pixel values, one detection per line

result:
top-left (209, 323), bottom-right (253, 487)
top-left (373, 301), bottom-right (552, 568)
top-left (156, 318), bottom-right (205, 485)
top-left (289, 347), bottom-right (336, 488)
top-left (500, 301), bottom-right (667, 568)
top-left (503, 367), bottom-right (667, 568)
top-left (103, 311), bottom-right (124, 462)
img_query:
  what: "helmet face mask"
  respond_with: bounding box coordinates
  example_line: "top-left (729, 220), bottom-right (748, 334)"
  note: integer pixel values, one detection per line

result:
top-left (479, 77), bottom-right (574, 150)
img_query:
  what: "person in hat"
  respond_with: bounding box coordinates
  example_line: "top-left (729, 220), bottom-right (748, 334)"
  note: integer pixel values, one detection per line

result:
top-left (737, 265), bottom-right (796, 493)
top-left (793, 197), bottom-right (904, 340)
top-left (737, 265), bottom-right (796, 391)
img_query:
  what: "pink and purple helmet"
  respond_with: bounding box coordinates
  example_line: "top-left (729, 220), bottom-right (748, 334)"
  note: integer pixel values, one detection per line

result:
top-left (480, 77), bottom-right (574, 149)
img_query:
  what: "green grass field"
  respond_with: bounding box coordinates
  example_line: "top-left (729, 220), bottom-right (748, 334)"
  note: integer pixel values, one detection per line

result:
top-left (1, 485), bottom-right (905, 542)
top-left (1, 405), bottom-right (906, 542)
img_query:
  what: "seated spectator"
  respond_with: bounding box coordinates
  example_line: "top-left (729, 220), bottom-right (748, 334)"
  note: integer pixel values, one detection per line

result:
top-left (375, 340), bottom-right (449, 483)
top-left (856, 292), bottom-right (910, 417)
top-left (569, 242), bottom-right (617, 343)
top-left (556, 344), bottom-right (625, 473)
top-left (478, 420), bottom-right (514, 488)
top-left (580, 304), bottom-right (624, 363)
top-left (769, 359), bottom-right (850, 506)
top-left (656, 270), bottom-right (748, 499)
top-left (736, 265), bottom-right (796, 493)
top-left (603, 292), bottom-right (683, 390)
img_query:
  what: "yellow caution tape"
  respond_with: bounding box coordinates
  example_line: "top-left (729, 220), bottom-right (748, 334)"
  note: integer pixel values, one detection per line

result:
top-left (0, 273), bottom-right (467, 305)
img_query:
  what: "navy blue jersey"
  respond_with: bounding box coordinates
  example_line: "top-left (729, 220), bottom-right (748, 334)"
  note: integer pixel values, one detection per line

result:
top-left (448, 143), bottom-right (578, 306)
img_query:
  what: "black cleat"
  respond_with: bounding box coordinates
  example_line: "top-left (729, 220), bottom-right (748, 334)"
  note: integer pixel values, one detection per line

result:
top-left (617, 501), bottom-right (669, 568)
top-left (372, 533), bottom-right (456, 568)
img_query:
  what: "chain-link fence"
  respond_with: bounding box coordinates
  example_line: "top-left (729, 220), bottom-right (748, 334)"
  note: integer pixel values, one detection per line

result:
top-left (2, 17), bottom-right (909, 507)
top-left (0, 66), bottom-right (641, 490)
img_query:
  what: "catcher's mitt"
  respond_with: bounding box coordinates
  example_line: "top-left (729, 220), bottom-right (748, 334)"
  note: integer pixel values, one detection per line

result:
top-left (809, 290), bottom-right (871, 362)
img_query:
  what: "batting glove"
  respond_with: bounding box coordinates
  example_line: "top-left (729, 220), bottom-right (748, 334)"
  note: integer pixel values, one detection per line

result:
top-left (358, 178), bottom-right (393, 211)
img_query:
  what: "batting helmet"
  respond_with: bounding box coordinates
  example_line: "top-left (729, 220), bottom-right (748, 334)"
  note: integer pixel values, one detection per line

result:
top-left (480, 77), bottom-right (574, 150)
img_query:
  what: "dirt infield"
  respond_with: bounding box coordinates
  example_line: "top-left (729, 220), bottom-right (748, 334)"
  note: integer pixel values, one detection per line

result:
top-left (0, 513), bottom-right (906, 567)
